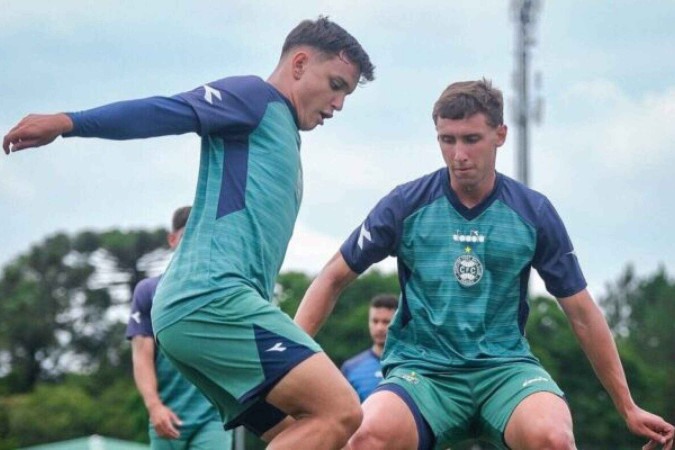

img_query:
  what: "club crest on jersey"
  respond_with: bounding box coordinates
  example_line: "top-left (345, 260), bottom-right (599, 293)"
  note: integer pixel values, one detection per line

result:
top-left (454, 249), bottom-right (484, 287)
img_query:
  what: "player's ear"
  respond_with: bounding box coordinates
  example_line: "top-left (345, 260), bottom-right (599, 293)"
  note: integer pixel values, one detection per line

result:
top-left (167, 231), bottom-right (179, 249)
top-left (496, 124), bottom-right (507, 147)
top-left (291, 51), bottom-right (310, 80)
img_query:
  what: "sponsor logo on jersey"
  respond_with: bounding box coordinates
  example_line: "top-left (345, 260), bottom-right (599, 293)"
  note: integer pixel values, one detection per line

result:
top-left (453, 229), bottom-right (486, 243)
top-left (130, 311), bottom-right (141, 324)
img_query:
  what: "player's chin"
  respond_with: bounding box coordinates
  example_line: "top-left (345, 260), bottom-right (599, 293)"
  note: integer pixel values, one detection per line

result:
top-left (299, 118), bottom-right (322, 131)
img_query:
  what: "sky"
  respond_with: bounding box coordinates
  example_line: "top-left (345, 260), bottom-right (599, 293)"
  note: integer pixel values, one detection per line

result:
top-left (1, 0), bottom-right (674, 299)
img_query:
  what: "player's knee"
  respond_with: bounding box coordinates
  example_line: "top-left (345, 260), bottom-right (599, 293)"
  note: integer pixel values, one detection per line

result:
top-left (334, 400), bottom-right (363, 441)
top-left (348, 419), bottom-right (397, 450)
top-left (527, 426), bottom-right (575, 450)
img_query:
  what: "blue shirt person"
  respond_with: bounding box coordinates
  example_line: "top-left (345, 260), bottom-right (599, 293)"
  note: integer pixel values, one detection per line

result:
top-left (341, 294), bottom-right (398, 402)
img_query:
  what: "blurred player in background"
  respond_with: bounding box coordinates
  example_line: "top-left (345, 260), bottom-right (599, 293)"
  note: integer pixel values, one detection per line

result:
top-left (341, 294), bottom-right (398, 402)
top-left (127, 206), bottom-right (233, 449)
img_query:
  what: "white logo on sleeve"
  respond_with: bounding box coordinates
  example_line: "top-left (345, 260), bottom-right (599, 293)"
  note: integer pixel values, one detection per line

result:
top-left (357, 223), bottom-right (372, 250)
top-left (203, 84), bottom-right (222, 104)
top-left (130, 311), bottom-right (141, 324)
top-left (265, 342), bottom-right (287, 352)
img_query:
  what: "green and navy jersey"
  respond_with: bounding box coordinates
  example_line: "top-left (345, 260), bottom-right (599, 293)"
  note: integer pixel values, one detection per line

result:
top-left (66, 75), bottom-right (303, 334)
top-left (126, 276), bottom-right (220, 433)
top-left (152, 76), bottom-right (302, 332)
top-left (340, 169), bottom-right (586, 373)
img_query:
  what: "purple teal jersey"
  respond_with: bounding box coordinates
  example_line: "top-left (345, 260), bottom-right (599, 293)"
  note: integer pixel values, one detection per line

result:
top-left (340, 169), bottom-right (587, 373)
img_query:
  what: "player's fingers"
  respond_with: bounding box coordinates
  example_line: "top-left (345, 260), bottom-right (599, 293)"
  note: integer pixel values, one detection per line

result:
top-left (169, 410), bottom-right (183, 426)
top-left (2, 129), bottom-right (22, 154)
top-left (158, 418), bottom-right (179, 439)
top-left (165, 420), bottom-right (180, 438)
top-left (643, 440), bottom-right (659, 450)
top-left (11, 138), bottom-right (41, 151)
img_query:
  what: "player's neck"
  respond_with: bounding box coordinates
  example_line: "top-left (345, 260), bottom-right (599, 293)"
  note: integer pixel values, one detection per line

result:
top-left (371, 344), bottom-right (384, 358)
top-left (451, 171), bottom-right (496, 209)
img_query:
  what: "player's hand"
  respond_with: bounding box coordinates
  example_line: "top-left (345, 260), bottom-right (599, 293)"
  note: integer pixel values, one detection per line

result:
top-left (3, 113), bottom-right (73, 154)
top-left (624, 406), bottom-right (674, 450)
top-left (148, 403), bottom-right (183, 439)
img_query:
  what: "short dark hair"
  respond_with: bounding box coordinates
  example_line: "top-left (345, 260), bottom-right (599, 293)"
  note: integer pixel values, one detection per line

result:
top-left (171, 206), bottom-right (191, 232)
top-left (432, 78), bottom-right (503, 127)
top-left (282, 16), bottom-right (375, 84)
top-left (370, 293), bottom-right (398, 310)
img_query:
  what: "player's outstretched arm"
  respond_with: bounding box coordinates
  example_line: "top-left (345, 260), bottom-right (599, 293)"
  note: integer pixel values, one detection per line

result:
top-left (559, 290), bottom-right (674, 449)
top-left (3, 113), bottom-right (73, 154)
top-left (295, 251), bottom-right (358, 337)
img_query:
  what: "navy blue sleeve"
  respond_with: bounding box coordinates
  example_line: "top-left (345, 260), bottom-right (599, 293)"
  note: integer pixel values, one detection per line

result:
top-left (175, 76), bottom-right (274, 137)
top-left (66, 96), bottom-right (199, 139)
top-left (340, 188), bottom-right (404, 274)
top-left (125, 278), bottom-right (158, 339)
top-left (532, 198), bottom-right (587, 298)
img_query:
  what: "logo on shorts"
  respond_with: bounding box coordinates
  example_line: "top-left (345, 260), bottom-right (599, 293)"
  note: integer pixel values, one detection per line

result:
top-left (130, 311), bottom-right (141, 324)
top-left (522, 376), bottom-right (549, 387)
top-left (265, 342), bottom-right (288, 352)
top-left (401, 371), bottom-right (420, 385)
top-left (454, 247), bottom-right (484, 287)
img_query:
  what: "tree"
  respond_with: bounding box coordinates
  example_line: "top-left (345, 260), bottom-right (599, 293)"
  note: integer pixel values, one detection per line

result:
top-left (599, 265), bottom-right (674, 425)
top-left (0, 229), bottom-right (168, 393)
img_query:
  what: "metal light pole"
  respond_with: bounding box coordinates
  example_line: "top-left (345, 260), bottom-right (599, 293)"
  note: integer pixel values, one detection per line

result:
top-left (511, 0), bottom-right (542, 187)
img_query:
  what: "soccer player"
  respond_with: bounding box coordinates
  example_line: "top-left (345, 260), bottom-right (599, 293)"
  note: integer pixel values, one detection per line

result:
top-left (126, 206), bottom-right (233, 449)
top-left (295, 80), bottom-right (674, 449)
top-left (341, 294), bottom-right (398, 402)
top-left (4, 17), bottom-right (375, 450)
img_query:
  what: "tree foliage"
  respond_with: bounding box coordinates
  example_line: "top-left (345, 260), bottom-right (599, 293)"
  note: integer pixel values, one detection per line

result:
top-left (0, 229), bottom-right (167, 393)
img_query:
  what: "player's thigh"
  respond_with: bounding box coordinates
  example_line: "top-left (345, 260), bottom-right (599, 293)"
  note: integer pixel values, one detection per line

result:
top-left (265, 351), bottom-right (360, 419)
top-left (189, 420), bottom-right (233, 449)
top-left (504, 392), bottom-right (574, 449)
top-left (477, 363), bottom-right (568, 447)
top-left (157, 289), bottom-right (321, 424)
top-left (381, 368), bottom-right (473, 449)
top-left (350, 390), bottom-right (419, 450)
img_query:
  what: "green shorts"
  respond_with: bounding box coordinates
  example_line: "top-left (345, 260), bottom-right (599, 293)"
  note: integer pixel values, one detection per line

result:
top-left (382, 362), bottom-right (564, 449)
top-left (150, 420), bottom-right (232, 450)
top-left (156, 288), bottom-right (322, 433)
